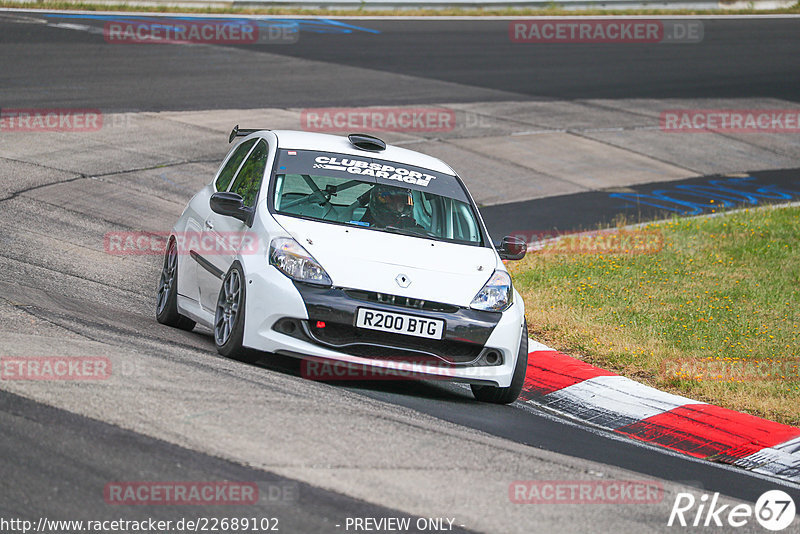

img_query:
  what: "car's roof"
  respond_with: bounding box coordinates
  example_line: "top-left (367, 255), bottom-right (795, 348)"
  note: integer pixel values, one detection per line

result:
top-left (269, 130), bottom-right (457, 176)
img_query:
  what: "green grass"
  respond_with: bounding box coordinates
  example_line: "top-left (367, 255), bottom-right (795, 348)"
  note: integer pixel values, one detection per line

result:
top-left (509, 205), bottom-right (800, 426)
top-left (3, 0), bottom-right (800, 16)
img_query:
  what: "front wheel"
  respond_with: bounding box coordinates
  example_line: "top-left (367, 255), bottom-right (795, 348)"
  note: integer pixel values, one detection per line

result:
top-left (471, 321), bottom-right (528, 404)
top-left (214, 263), bottom-right (259, 363)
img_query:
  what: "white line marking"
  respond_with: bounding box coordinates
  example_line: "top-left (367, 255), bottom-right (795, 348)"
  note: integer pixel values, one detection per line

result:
top-left (527, 338), bottom-right (557, 352)
top-left (540, 374), bottom-right (701, 429)
top-left (735, 436), bottom-right (800, 478)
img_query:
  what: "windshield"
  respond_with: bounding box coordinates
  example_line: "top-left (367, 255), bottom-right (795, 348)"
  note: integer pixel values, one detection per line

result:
top-left (272, 150), bottom-right (483, 245)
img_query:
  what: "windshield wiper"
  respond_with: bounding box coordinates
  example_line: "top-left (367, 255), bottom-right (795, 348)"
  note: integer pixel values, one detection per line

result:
top-left (383, 225), bottom-right (442, 240)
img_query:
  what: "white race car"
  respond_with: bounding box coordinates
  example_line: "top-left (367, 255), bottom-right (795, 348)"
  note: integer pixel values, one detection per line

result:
top-left (157, 127), bottom-right (529, 403)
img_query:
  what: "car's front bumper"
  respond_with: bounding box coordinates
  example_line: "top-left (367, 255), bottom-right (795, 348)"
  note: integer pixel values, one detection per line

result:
top-left (241, 265), bottom-right (525, 387)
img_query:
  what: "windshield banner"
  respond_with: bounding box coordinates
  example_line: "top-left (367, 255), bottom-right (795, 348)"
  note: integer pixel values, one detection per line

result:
top-left (276, 149), bottom-right (468, 202)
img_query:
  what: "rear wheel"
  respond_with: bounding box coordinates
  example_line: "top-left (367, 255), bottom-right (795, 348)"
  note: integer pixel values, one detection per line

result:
top-left (156, 239), bottom-right (196, 331)
top-left (214, 263), bottom-right (259, 363)
top-left (471, 321), bottom-right (528, 404)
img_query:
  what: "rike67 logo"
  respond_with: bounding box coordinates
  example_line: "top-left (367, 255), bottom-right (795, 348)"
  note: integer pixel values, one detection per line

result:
top-left (668, 490), bottom-right (796, 531)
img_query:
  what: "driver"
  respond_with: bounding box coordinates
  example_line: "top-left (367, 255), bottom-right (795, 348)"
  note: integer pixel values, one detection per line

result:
top-left (361, 184), bottom-right (422, 229)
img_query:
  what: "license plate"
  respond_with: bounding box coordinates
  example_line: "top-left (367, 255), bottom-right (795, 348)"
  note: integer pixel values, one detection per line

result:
top-left (355, 308), bottom-right (444, 340)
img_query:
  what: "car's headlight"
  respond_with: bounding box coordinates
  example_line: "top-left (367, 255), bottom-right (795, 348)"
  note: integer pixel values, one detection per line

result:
top-left (470, 270), bottom-right (513, 312)
top-left (269, 237), bottom-right (332, 286)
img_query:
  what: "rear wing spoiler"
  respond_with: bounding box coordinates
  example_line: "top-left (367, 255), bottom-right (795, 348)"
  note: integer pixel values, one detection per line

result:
top-left (229, 125), bottom-right (269, 143)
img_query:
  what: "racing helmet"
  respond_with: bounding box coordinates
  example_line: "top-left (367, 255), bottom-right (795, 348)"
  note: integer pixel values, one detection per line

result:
top-left (368, 185), bottom-right (414, 226)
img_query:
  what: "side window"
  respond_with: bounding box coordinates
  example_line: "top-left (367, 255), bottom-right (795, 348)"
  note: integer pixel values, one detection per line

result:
top-left (230, 140), bottom-right (269, 207)
top-left (215, 139), bottom-right (256, 192)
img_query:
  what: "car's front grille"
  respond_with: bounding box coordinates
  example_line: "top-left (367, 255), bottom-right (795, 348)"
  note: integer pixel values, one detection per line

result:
top-left (307, 321), bottom-right (483, 364)
top-left (342, 289), bottom-right (459, 313)
top-left (271, 318), bottom-right (502, 367)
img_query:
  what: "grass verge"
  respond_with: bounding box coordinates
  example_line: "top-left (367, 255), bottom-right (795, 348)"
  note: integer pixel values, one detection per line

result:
top-left (1, 1), bottom-right (799, 16)
top-left (509, 204), bottom-right (800, 426)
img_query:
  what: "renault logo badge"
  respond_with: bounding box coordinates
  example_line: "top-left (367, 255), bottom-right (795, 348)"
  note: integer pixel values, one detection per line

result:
top-left (395, 274), bottom-right (411, 288)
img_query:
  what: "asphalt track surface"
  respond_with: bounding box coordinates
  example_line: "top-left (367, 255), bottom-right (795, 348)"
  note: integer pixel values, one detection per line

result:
top-left (1, 390), bottom-right (444, 532)
top-left (0, 13), bottom-right (798, 110)
top-left (1, 11), bottom-right (800, 533)
top-left (481, 167), bottom-right (800, 237)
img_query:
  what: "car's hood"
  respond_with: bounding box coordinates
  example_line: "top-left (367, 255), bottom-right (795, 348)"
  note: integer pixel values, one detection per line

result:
top-left (273, 215), bottom-right (499, 307)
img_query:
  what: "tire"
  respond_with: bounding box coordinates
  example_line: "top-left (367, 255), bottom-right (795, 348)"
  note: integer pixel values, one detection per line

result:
top-left (214, 262), bottom-right (260, 363)
top-left (156, 238), bottom-right (196, 331)
top-left (471, 321), bottom-right (528, 404)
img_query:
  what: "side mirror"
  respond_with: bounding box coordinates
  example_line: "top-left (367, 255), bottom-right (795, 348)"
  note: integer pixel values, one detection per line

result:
top-left (210, 192), bottom-right (251, 223)
top-left (496, 235), bottom-right (527, 261)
